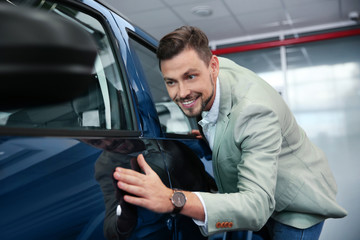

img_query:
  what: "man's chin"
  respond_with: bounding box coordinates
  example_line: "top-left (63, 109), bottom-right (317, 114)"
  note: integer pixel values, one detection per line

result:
top-left (181, 108), bottom-right (202, 118)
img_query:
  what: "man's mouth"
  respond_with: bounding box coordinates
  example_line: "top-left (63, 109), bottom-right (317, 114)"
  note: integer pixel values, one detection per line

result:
top-left (180, 98), bottom-right (198, 108)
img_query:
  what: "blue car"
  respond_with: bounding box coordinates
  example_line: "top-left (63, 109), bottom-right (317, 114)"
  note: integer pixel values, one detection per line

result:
top-left (0, 0), bottom-right (220, 239)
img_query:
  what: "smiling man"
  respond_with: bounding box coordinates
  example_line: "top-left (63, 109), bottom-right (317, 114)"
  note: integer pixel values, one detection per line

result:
top-left (113, 26), bottom-right (347, 240)
top-left (161, 47), bottom-right (218, 118)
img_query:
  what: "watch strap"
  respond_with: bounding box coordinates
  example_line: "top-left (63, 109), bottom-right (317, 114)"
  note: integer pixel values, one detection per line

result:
top-left (172, 205), bottom-right (182, 214)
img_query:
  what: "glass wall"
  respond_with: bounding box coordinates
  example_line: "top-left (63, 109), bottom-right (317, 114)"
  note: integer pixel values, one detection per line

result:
top-left (222, 47), bottom-right (284, 95)
top-left (220, 34), bottom-right (360, 240)
top-left (286, 36), bottom-right (360, 240)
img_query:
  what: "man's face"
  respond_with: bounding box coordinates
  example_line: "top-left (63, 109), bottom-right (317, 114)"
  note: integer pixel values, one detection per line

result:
top-left (160, 48), bottom-right (219, 117)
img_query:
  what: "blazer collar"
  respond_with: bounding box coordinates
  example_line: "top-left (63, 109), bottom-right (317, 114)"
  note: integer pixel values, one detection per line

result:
top-left (218, 72), bottom-right (232, 120)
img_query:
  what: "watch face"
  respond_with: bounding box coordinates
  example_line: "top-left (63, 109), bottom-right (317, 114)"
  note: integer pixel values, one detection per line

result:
top-left (172, 191), bottom-right (186, 208)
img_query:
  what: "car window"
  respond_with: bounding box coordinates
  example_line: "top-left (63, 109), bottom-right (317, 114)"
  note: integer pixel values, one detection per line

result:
top-left (128, 36), bottom-right (198, 135)
top-left (0, 0), bottom-right (134, 132)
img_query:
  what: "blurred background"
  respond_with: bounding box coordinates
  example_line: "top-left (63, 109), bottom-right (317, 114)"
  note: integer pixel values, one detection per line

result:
top-left (104, 0), bottom-right (360, 239)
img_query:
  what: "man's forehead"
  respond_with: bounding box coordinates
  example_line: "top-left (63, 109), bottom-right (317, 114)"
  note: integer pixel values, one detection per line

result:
top-left (161, 52), bottom-right (206, 77)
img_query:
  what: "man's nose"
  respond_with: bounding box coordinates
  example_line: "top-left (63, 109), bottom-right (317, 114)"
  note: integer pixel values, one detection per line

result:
top-left (178, 83), bottom-right (190, 98)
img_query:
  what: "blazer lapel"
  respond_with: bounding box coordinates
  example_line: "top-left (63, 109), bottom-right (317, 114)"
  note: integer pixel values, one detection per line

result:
top-left (212, 72), bottom-right (232, 159)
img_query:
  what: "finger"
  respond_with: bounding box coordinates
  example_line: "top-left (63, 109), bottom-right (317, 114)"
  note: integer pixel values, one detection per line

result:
top-left (113, 170), bottom-right (119, 180)
top-left (137, 154), bottom-right (154, 175)
top-left (117, 180), bottom-right (144, 197)
top-left (123, 194), bottom-right (147, 208)
top-left (114, 166), bottom-right (142, 177)
top-left (191, 129), bottom-right (203, 139)
top-left (113, 170), bottom-right (129, 180)
top-left (113, 169), bottom-right (144, 186)
top-left (191, 129), bottom-right (200, 135)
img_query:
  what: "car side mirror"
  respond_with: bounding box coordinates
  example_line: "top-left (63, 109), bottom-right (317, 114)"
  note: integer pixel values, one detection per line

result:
top-left (0, 4), bottom-right (98, 110)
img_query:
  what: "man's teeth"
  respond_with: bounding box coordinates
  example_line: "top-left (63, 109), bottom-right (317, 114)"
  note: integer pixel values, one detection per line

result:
top-left (183, 99), bottom-right (195, 105)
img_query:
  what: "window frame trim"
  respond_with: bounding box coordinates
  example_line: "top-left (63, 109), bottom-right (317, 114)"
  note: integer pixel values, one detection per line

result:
top-left (0, 126), bottom-right (141, 138)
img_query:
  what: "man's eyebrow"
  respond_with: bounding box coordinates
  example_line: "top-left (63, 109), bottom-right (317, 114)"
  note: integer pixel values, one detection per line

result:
top-left (183, 68), bottom-right (198, 76)
top-left (164, 77), bottom-right (175, 81)
top-left (163, 68), bottom-right (199, 81)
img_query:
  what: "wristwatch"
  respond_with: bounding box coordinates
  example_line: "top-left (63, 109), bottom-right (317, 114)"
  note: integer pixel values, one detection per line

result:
top-left (170, 189), bottom-right (187, 214)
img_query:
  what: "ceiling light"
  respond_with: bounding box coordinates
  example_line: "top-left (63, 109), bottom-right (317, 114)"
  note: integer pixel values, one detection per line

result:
top-left (191, 6), bottom-right (213, 17)
top-left (348, 11), bottom-right (359, 22)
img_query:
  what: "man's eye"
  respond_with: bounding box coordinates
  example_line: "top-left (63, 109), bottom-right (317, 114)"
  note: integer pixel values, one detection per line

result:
top-left (188, 75), bottom-right (196, 80)
top-left (166, 81), bottom-right (175, 86)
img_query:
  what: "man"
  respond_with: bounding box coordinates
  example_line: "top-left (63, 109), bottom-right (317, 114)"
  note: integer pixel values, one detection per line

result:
top-left (113, 26), bottom-right (347, 239)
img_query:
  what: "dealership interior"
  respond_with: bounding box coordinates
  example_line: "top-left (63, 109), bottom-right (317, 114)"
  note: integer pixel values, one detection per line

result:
top-left (0, 0), bottom-right (359, 239)
top-left (107, 0), bottom-right (360, 239)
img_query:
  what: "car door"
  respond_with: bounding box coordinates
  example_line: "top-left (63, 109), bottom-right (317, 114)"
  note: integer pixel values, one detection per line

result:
top-left (0, 1), bottom-right (137, 240)
top-left (0, 1), bottom-right (215, 240)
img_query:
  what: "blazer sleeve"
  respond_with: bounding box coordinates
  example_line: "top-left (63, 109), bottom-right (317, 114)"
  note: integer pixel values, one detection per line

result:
top-left (198, 103), bottom-right (282, 235)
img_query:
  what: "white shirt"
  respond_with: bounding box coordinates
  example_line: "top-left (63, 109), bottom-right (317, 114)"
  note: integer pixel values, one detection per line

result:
top-left (193, 78), bottom-right (220, 233)
top-left (198, 78), bottom-right (220, 150)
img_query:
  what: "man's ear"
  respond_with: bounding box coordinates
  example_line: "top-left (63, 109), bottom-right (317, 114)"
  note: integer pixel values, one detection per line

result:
top-left (210, 55), bottom-right (220, 79)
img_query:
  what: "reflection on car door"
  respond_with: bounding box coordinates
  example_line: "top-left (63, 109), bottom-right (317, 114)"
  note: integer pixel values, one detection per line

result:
top-left (89, 138), bottom-right (216, 240)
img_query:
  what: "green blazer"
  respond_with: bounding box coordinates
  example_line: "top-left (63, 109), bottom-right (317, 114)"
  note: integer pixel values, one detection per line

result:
top-left (198, 57), bottom-right (347, 236)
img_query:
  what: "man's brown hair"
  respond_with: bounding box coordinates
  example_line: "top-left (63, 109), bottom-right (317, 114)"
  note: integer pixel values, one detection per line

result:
top-left (156, 26), bottom-right (213, 67)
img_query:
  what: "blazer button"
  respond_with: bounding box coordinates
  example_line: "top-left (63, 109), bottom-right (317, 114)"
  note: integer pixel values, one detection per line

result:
top-left (224, 222), bottom-right (233, 228)
top-left (216, 221), bottom-right (233, 228)
top-left (216, 222), bottom-right (222, 228)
